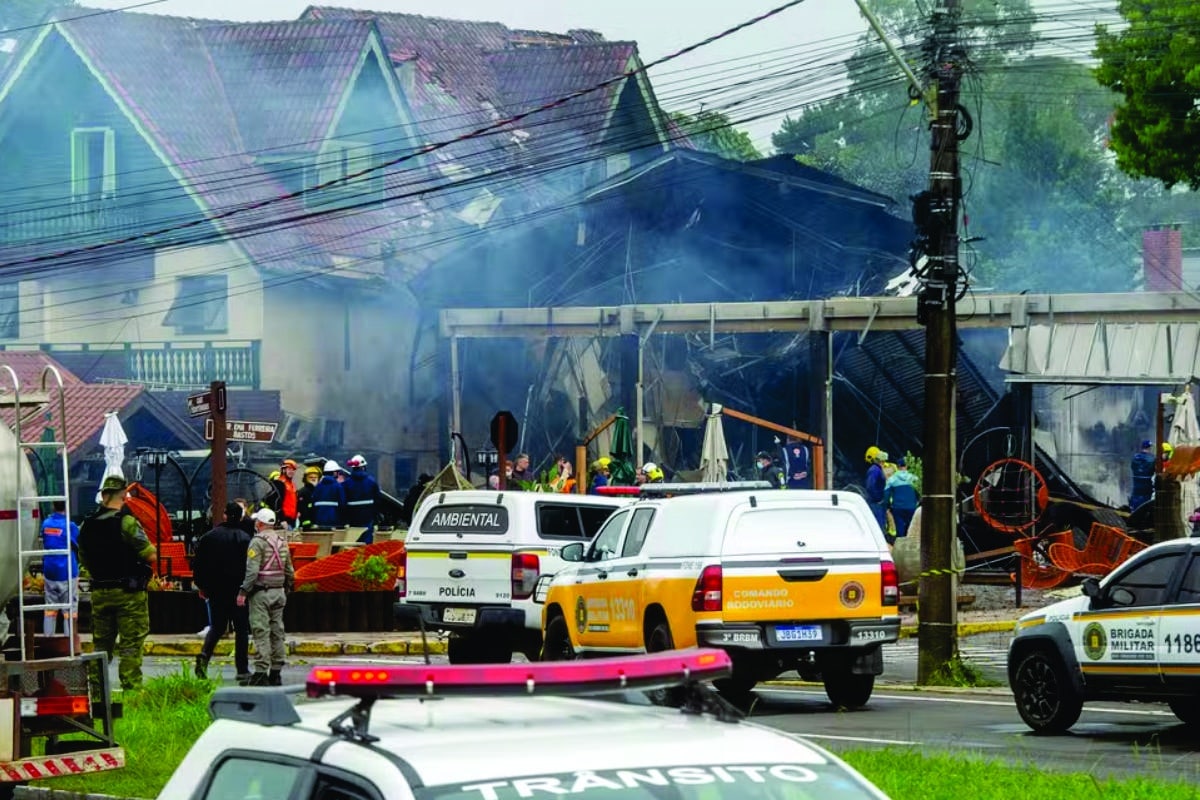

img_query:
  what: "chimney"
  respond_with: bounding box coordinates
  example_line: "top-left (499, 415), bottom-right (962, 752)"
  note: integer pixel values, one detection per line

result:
top-left (1142, 224), bottom-right (1183, 291)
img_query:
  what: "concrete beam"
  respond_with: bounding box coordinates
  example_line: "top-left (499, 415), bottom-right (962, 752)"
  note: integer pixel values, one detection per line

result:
top-left (440, 291), bottom-right (1200, 339)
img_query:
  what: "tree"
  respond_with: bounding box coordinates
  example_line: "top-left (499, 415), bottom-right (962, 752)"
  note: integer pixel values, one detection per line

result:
top-left (771, 0), bottom-right (1197, 292)
top-left (671, 110), bottom-right (762, 162)
top-left (1095, 0), bottom-right (1200, 189)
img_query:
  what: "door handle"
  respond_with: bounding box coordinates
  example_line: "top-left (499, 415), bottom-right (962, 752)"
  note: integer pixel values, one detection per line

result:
top-left (627, 568), bottom-right (639, 577)
top-left (597, 571), bottom-right (608, 580)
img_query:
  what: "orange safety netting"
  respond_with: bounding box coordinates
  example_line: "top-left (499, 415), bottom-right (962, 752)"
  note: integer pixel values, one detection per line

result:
top-left (294, 540), bottom-right (405, 592)
top-left (124, 482), bottom-right (173, 543)
top-left (1046, 523), bottom-right (1147, 577)
top-left (1011, 531), bottom-right (1073, 590)
top-left (1164, 443), bottom-right (1200, 478)
top-left (974, 458), bottom-right (1049, 535)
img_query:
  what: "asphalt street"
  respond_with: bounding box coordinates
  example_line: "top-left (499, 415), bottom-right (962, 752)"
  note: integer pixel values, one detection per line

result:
top-left (135, 634), bottom-right (1199, 782)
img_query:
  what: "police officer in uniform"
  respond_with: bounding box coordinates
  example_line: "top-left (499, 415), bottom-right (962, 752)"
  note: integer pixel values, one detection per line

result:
top-left (77, 476), bottom-right (156, 691)
top-left (238, 509), bottom-right (294, 686)
top-left (756, 451), bottom-right (786, 489)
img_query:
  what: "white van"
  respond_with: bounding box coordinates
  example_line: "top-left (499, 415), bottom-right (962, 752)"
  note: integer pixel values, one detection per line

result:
top-left (398, 490), bottom-right (628, 663)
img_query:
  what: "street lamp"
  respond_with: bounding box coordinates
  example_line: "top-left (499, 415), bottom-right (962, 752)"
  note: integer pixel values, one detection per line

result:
top-left (476, 443), bottom-right (499, 471)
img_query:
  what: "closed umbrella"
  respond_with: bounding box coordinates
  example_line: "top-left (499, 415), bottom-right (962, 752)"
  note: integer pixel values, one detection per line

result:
top-left (95, 412), bottom-right (127, 503)
top-left (700, 404), bottom-right (729, 483)
top-left (1168, 389), bottom-right (1200, 533)
top-left (607, 409), bottom-right (637, 487)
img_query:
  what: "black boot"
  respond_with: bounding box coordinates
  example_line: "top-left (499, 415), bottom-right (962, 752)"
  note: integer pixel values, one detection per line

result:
top-left (248, 672), bottom-right (269, 686)
top-left (194, 654), bottom-right (209, 680)
top-left (268, 670), bottom-right (282, 686)
top-left (236, 673), bottom-right (252, 686)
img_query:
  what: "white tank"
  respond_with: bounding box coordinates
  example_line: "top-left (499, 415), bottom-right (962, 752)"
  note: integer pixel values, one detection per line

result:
top-left (0, 419), bottom-right (39, 642)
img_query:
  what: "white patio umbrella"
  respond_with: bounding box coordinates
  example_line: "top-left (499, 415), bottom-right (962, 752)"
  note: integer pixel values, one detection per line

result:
top-left (700, 404), bottom-right (730, 483)
top-left (1168, 389), bottom-right (1200, 533)
top-left (95, 411), bottom-right (128, 503)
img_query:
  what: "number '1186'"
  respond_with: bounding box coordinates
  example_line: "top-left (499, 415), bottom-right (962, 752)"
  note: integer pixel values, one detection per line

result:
top-left (1164, 633), bottom-right (1200, 653)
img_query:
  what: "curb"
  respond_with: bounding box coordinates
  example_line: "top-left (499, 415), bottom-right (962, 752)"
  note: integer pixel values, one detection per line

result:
top-left (81, 638), bottom-right (450, 658)
top-left (898, 620), bottom-right (1014, 638)
top-left (761, 679), bottom-right (1012, 695)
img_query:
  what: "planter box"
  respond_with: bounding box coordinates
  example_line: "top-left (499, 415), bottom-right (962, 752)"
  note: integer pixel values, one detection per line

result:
top-left (284, 591), bottom-right (396, 633)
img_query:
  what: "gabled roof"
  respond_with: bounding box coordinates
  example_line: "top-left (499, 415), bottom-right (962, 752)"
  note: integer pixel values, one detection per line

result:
top-left (3, 383), bottom-right (143, 454)
top-left (0, 351), bottom-right (85, 390)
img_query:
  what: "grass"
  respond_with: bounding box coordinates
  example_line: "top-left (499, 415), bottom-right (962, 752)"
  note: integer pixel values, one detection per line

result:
top-left (34, 664), bottom-right (215, 799)
top-left (840, 748), bottom-right (1200, 799)
top-left (920, 654), bottom-right (1003, 688)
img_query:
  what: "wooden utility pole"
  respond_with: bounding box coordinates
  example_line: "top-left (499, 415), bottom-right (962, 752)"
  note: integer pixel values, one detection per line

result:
top-left (917, 1), bottom-right (966, 683)
top-left (210, 380), bottom-right (228, 527)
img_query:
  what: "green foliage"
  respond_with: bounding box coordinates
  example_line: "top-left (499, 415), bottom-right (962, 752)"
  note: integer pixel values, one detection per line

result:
top-left (1095, 0), bottom-right (1200, 189)
top-left (349, 553), bottom-right (396, 590)
top-left (671, 110), bottom-right (762, 162)
top-left (294, 582), bottom-right (318, 592)
top-left (921, 654), bottom-right (1000, 687)
top-left (841, 748), bottom-right (1200, 799)
top-left (771, 0), bottom-right (1199, 292)
top-left (35, 667), bottom-right (215, 798)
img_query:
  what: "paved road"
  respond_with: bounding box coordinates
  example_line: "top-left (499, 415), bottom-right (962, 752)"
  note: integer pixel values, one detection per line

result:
top-left (135, 634), bottom-right (1199, 781)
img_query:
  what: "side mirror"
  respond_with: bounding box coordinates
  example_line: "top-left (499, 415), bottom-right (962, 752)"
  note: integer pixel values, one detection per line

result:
top-left (560, 542), bottom-right (585, 563)
top-left (1081, 578), bottom-right (1101, 599)
top-left (1109, 587), bottom-right (1135, 607)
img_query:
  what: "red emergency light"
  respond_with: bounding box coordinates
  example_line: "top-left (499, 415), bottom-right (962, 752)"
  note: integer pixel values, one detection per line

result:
top-left (20, 695), bottom-right (90, 717)
top-left (595, 486), bottom-right (641, 496)
top-left (306, 648), bottom-right (733, 699)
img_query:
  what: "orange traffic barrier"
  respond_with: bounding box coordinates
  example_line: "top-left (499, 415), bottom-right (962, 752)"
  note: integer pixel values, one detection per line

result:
top-left (294, 540), bottom-right (405, 592)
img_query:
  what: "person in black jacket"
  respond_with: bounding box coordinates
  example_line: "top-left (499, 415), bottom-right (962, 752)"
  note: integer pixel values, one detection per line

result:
top-left (193, 502), bottom-right (252, 684)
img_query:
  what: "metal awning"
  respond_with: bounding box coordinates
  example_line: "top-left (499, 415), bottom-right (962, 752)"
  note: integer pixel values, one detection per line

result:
top-left (1000, 322), bottom-right (1200, 384)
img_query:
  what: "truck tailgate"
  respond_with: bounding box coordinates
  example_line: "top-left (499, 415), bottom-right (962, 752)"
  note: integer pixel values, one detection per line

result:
top-left (405, 546), bottom-right (512, 608)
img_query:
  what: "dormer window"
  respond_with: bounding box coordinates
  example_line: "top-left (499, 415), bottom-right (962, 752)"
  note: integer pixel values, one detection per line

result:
top-left (307, 140), bottom-right (380, 206)
top-left (70, 128), bottom-right (116, 202)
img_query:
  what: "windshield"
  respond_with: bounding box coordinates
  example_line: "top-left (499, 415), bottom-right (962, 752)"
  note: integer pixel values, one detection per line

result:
top-left (416, 764), bottom-right (880, 800)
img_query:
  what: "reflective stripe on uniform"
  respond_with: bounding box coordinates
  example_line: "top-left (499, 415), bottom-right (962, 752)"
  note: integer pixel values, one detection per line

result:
top-left (314, 501), bottom-right (339, 507)
top-left (347, 500), bottom-right (373, 506)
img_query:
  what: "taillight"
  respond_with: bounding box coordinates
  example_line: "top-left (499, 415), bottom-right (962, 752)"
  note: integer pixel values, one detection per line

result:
top-left (691, 565), bottom-right (723, 612)
top-left (396, 550), bottom-right (407, 598)
top-left (881, 560), bottom-right (898, 607)
top-left (512, 552), bottom-right (540, 600)
top-left (21, 695), bottom-right (90, 717)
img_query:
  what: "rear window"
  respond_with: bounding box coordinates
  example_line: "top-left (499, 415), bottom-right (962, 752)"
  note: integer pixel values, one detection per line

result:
top-left (536, 503), bottom-right (618, 541)
top-left (724, 507), bottom-right (878, 556)
top-left (420, 505), bottom-right (509, 535)
top-left (417, 764), bottom-right (880, 800)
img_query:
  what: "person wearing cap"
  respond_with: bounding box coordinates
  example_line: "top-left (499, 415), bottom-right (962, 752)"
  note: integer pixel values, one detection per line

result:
top-left (40, 500), bottom-right (80, 645)
top-left (755, 452), bottom-right (785, 489)
top-left (343, 454), bottom-right (381, 543)
top-left (76, 476), bottom-right (156, 691)
top-left (238, 508), bottom-right (294, 686)
top-left (269, 460), bottom-right (299, 528)
top-left (310, 460), bottom-right (347, 529)
top-left (296, 466), bottom-right (322, 529)
top-left (1130, 439), bottom-right (1157, 511)
top-left (192, 502), bottom-right (252, 684)
top-left (884, 457), bottom-right (921, 542)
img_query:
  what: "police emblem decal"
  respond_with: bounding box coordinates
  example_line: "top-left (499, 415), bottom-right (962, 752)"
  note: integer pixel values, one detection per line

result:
top-left (840, 580), bottom-right (865, 609)
top-left (575, 595), bottom-right (588, 635)
top-left (1083, 622), bottom-right (1107, 660)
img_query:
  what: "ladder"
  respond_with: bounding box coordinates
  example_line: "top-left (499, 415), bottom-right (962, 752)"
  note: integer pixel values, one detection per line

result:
top-left (1, 364), bottom-right (75, 662)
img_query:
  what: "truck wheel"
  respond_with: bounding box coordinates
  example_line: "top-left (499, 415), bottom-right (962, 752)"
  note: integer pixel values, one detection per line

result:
top-left (715, 671), bottom-right (758, 704)
top-left (542, 616), bottom-right (576, 661)
top-left (824, 671), bottom-right (874, 710)
top-left (1168, 696), bottom-right (1200, 726)
top-left (1012, 649), bottom-right (1082, 734)
top-left (645, 621), bottom-right (684, 707)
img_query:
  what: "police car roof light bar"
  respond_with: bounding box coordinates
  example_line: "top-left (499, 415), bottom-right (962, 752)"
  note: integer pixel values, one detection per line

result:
top-left (637, 481), bottom-right (774, 496)
top-left (306, 648), bottom-right (733, 699)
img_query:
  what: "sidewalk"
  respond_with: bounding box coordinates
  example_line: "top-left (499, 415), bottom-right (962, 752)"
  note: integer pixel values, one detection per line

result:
top-left (81, 616), bottom-right (1018, 658)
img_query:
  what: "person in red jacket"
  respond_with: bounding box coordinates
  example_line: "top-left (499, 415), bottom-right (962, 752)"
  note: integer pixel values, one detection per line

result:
top-left (270, 459), bottom-right (299, 529)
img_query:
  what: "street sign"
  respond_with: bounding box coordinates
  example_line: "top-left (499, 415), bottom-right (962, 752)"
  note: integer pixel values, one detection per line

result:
top-left (490, 411), bottom-right (518, 454)
top-left (187, 386), bottom-right (226, 417)
top-left (187, 391), bottom-right (211, 418)
top-left (204, 419), bottom-right (278, 443)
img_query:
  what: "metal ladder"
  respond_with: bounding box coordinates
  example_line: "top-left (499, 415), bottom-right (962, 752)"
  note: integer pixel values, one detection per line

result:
top-left (2, 364), bottom-right (75, 661)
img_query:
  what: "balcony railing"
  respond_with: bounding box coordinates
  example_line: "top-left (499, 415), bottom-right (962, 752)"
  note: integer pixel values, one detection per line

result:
top-left (0, 199), bottom-right (145, 243)
top-left (0, 341), bottom-right (261, 390)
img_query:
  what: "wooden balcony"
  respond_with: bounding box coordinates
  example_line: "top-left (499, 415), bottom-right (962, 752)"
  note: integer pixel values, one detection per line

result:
top-left (0, 199), bottom-right (144, 243)
top-left (0, 341), bottom-right (261, 389)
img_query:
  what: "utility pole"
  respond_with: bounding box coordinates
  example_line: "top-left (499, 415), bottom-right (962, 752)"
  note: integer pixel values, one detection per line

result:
top-left (916, 1), bottom-right (966, 683)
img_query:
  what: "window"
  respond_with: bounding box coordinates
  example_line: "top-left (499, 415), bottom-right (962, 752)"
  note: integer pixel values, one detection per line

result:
top-left (579, 506), bottom-right (617, 539)
top-left (70, 127), bottom-right (116, 201)
top-left (1176, 555), bottom-right (1200, 606)
top-left (1108, 553), bottom-right (1183, 607)
top-left (0, 284), bottom-right (18, 338)
top-left (311, 776), bottom-right (380, 800)
top-left (587, 510), bottom-right (628, 562)
top-left (309, 140), bottom-right (380, 203)
top-left (537, 504), bottom-right (585, 540)
top-left (621, 508), bottom-right (655, 557)
top-left (163, 275), bottom-right (228, 334)
top-left (202, 757), bottom-right (302, 800)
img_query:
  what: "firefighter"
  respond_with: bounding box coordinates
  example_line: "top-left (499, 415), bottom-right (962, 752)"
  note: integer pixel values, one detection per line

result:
top-left (270, 459), bottom-right (299, 529)
top-left (343, 454), bottom-right (381, 543)
top-left (310, 461), bottom-right (347, 528)
top-left (296, 465), bottom-right (321, 529)
top-left (864, 446), bottom-right (888, 533)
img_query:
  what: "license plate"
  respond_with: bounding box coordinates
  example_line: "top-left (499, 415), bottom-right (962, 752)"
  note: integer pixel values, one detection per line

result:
top-left (775, 624), bottom-right (822, 643)
top-left (443, 607), bottom-right (477, 624)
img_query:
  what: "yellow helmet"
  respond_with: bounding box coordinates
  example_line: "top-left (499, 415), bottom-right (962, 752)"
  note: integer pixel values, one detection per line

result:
top-left (865, 446), bottom-right (880, 463)
top-left (1163, 442), bottom-right (1175, 460)
top-left (598, 456), bottom-right (611, 468)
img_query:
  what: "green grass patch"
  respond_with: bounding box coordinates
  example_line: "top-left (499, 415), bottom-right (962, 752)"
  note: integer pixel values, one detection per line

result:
top-left (35, 664), bottom-right (215, 799)
top-left (840, 748), bottom-right (1200, 799)
top-left (920, 655), bottom-right (1002, 688)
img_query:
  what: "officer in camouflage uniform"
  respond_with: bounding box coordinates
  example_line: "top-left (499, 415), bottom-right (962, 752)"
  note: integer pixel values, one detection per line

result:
top-left (77, 476), bottom-right (155, 691)
top-left (238, 508), bottom-right (293, 686)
